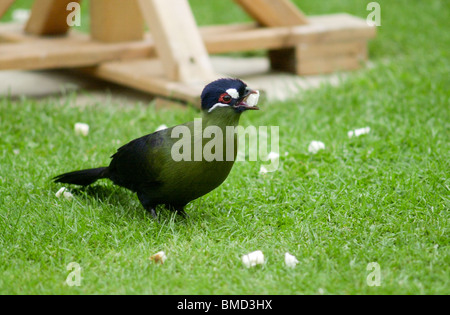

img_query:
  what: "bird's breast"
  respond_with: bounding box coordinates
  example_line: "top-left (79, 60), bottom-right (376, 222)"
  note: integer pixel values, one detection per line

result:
top-left (153, 132), bottom-right (238, 205)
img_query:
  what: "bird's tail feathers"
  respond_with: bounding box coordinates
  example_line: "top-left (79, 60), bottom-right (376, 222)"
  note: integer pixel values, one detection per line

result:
top-left (53, 167), bottom-right (108, 186)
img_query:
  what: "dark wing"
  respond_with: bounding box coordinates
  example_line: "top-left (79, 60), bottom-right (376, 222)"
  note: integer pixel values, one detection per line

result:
top-left (107, 130), bottom-right (167, 192)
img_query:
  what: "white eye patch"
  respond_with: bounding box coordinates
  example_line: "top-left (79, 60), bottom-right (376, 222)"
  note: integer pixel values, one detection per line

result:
top-left (226, 88), bottom-right (239, 99)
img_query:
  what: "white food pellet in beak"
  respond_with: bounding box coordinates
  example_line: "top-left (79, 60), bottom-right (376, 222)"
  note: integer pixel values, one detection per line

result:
top-left (246, 90), bottom-right (260, 107)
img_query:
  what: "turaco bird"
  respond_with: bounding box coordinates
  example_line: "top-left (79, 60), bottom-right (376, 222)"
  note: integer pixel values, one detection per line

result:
top-left (54, 78), bottom-right (259, 218)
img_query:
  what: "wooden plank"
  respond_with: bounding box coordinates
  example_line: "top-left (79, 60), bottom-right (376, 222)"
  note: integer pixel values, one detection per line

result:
top-left (270, 40), bottom-right (367, 74)
top-left (235, 0), bottom-right (308, 74)
top-left (297, 54), bottom-right (366, 75)
top-left (0, 22), bottom-right (256, 44)
top-left (2, 14), bottom-right (376, 48)
top-left (25, 0), bottom-right (80, 35)
top-left (0, 14), bottom-right (375, 71)
top-left (0, 0), bottom-right (16, 19)
top-left (270, 41), bottom-right (368, 74)
top-left (0, 23), bottom-right (25, 43)
top-left (268, 14), bottom-right (374, 75)
top-left (84, 59), bottom-right (203, 106)
top-left (0, 39), bottom-right (153, 70)
top-left (1, 22), bottom-right (86, 43)
top-left (90, 0), bottom-right (144, 42)
top-left (138, 0), bottom-right (215, 83)
top-left (297, 40), bottom-right (367, 59)
top-left (235, 0), bottom-right (308, 26)
top-left (200, 22), bottom-right (258, 36)
top-left (204, 14), bottom-right (376, 53)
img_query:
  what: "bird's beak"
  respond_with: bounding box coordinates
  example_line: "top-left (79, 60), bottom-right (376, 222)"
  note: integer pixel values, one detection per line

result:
top-left (234, 88), bottom-right (260, 111)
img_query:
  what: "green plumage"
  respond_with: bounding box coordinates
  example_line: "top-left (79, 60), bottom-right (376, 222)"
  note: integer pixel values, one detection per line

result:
top-left (54, 78), bottom-right (258, 217)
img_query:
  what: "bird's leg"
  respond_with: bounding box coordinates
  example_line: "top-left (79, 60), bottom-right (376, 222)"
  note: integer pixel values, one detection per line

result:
top-left (137, 192), bottom-right (157, 219)
top-left (165, 204), bottom-right (189, 218)
top-left (148, 207), bottom-right (158, 219)
top-left (175, 206), bottom-right (189, 218)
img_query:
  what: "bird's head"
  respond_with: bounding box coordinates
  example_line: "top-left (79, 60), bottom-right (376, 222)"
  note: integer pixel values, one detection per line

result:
top-left (201, 78), bottom-right (260, 115)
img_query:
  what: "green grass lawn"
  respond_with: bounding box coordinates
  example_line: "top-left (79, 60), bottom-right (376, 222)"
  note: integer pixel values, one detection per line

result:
top-left (0, 0), bottom-right (449, 294)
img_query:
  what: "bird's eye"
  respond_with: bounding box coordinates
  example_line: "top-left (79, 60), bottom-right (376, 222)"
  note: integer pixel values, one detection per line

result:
top-left (219, 93), bottom-right (232, 104)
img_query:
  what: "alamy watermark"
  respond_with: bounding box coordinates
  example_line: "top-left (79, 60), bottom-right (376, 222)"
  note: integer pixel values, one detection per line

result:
top-left (366, 262), bottom-right (381, 287)
top-left (65, 2), bottom-right (381, 28)
top-left (66, 262), bottom-right (82, 287)
top-left (66, 2), bottom-right (81, 27)
top-left (366, 2), bottom-right (381, 26)
top-left (64, 261), bottom-right (381, 288)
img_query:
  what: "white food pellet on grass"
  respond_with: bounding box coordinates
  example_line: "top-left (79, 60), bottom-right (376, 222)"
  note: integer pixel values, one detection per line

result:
top-left (308, 141), bottom-right (325, 154)
top-left (150, 251), bottom-right (167, 264)
top-left (348, 127), bottom-right (370, 138)
top-left (55, 187), bottom-right (74, 201)
top-left (242, 250), bottom-right (265, 268)
top-left (284, 252), bottom-right (299, 268)
top-left (55, 187), bottom-right (67, 198)
top-left (74, 123), bottom-right (90, 136)
top-left (63, 191), bottom-right (74, 201)
top-left (259, 165), bottom-right (268, 174)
